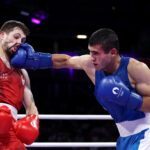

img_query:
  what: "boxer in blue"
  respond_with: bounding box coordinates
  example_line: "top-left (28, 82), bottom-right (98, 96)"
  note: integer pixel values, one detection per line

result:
top-left (11, 28), bottom-right (150, 150)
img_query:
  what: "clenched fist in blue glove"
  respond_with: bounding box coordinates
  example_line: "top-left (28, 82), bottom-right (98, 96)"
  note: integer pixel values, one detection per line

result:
top-left (98, 76), bottom-right (143, 110)
top-left (11, 43), bottom-right (53, 69)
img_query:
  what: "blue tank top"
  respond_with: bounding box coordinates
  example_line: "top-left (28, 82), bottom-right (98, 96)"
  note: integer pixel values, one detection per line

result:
top-left (95, 56), bottom-right (145, 123)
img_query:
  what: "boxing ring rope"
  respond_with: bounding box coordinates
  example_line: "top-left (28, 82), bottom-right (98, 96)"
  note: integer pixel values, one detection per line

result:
top-left (17, 114), bottom-right (116, 148)
top-left (25, 142), bottom-right (116, 148)
top-left (17, 114), bottom-right (113, 120)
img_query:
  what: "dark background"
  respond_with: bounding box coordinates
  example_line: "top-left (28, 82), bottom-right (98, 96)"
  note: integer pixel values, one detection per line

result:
top-left (1, 0), bottom-right (150, 149)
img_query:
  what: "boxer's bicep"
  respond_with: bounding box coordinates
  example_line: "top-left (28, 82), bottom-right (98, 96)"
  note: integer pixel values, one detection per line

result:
top-left (128, 60), bottom-right (150, 112)
top-left (129, 61), bottom-right (150, 96)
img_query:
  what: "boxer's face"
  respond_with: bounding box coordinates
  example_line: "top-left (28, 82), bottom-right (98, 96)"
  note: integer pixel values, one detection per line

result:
top-left (88, 44), bottom-right (113, 71)
top-left (1, 27), bottom-right (26, 58)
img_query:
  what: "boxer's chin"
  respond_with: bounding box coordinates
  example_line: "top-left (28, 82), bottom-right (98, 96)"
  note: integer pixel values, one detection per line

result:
top-left (6, 48), bottom-right (16, 59)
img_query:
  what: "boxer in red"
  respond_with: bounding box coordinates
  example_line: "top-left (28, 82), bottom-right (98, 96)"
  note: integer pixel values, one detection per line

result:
top-left (0, 20), bottom-right (39, 150)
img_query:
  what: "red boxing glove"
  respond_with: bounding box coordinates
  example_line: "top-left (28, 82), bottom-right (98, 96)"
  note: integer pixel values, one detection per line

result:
top-left (0, 105), bottom-right (13, 135)
top-left (13, 114), bottom-right (39, 145)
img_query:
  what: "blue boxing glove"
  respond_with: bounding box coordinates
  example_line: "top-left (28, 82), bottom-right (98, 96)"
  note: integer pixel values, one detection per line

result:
top-left (11, 43), bottom-right (53, 69)
top-left (98, 76), bottom-right (143, 110)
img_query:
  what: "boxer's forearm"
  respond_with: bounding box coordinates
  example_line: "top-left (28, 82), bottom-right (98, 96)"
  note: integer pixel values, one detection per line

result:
top-left (52, 54), bottom-right (71, 68)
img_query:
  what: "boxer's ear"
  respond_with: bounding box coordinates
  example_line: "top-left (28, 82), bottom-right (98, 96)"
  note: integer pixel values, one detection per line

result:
top-left (0, 31), bottom-right (5, 40)
top-left (110, 48), bottom-right (117, 55)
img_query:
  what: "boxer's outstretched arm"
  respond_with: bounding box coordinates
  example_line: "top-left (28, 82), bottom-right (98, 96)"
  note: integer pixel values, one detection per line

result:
top-left (52, 54), bottom-right (89, 69)
top-left (11, 43), bottom-right (92, 70)
top-left (11, 43), bottom-right (95, 83)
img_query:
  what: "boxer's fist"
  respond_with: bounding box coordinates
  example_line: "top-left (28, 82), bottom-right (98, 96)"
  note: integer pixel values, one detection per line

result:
top-left (98, 76), bottom-right (143, 110)
top-left (11, 46), bottom-right (27, 68)
top-left (0, 105), bottom-right (13, 135)
top-left (11, 43), bottom-right (53, 69)
top-left (13, 114), bottom-right (39, 145)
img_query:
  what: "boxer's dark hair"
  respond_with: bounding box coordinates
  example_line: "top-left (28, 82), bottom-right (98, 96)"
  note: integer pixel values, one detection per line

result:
top-left (88, 28), bottom-right (119, 53)
top-left (0, 20), bottom-right (30, 36)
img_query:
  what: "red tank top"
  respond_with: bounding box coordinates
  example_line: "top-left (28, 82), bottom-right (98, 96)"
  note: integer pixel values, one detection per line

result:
top-left (0, 58), bottom-right (25, 110)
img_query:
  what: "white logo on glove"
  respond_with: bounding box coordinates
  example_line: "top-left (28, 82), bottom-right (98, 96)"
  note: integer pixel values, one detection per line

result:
top-left (112, 87), bottom-right (119, 95)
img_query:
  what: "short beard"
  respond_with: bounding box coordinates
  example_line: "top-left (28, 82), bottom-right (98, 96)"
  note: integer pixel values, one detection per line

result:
top-left (5, 48), bottom-right (15, 59)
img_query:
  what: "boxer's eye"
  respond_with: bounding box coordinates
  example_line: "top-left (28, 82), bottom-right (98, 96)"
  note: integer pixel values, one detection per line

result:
top-left (21, 37), bottom-right (26, 43)
top-left (14, 33), bottom-right (20, 39)
top-left (14, 35), bottom-right (20, 39)
top-left (90, 51), bottom-right (99, 56)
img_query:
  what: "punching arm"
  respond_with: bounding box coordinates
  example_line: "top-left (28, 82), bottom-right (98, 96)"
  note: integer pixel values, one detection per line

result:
top-left (11, 43), bottom-right (91, 70)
